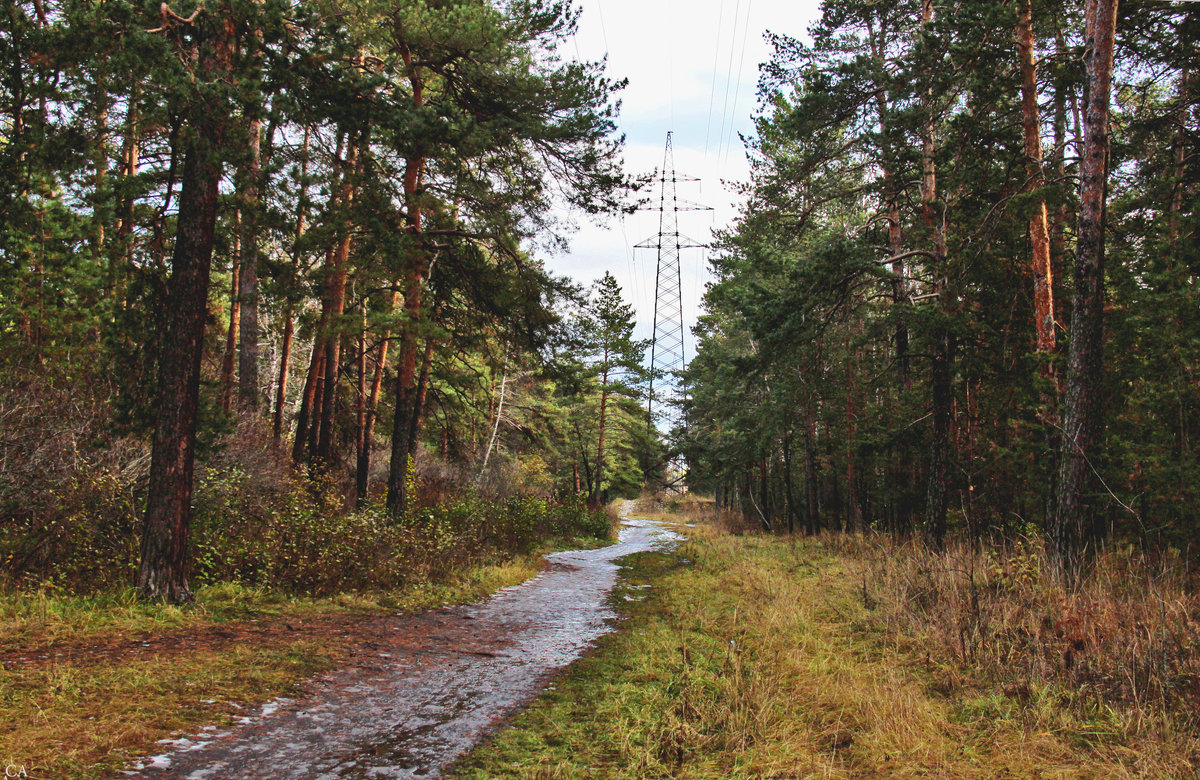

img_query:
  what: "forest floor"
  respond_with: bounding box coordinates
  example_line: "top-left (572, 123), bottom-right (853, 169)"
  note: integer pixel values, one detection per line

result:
top-left (449, 501), bottom-right (1197, 779)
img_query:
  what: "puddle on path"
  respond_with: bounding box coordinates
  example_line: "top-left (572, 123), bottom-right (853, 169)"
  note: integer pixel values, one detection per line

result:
top-left (123, 505), bottom-right (679, 779)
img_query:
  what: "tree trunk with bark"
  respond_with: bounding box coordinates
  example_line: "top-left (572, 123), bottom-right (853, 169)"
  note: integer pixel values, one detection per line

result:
top-left (236, 6), bottom-right (268, 411)
top-left (1017, 0), bottom-right (1057, 358)
top-left (407, 332), bottom-right (437, 465)
top-left (1168, 64), bottom-right (1189, 247)
top-left (138, 8), bottom-right (232, 602)
top-left (292, 336), bottom-right (324, 463)
top-left (920, 0), bottom-right (952, 549)
top-left (384, 230), bottom-right (426, 517)
top-left (1054, 0), bottom-right (1119, 576)
top-left (592, 355), bottom-right (610, 509)
top-left (870, 24), bottom-right (909, 386)
top-left (355, 302), bottom-right (367, 497)
top-left (804, 417), bottom-right (820, 534)
top-left (219, 213), bottom-right (241, 414)
top-left (356, 291), bottom-right (397, 504)
top-left (273, 311), bottom-right (293, 438)
top-left (237, 114), bottom-right (262, 410)
top-left (385, 42), bottom-right (428, 518)
top-left (114, 93), bottom-right (139, 292)
top-left (275, 127), bottom-right (311, 439)
top-left (846, 336), bottom-right (863, 533)
top-left (316, 142), bottom-right (357, 463)
top-left (782, 433), bottom-right (797, 534)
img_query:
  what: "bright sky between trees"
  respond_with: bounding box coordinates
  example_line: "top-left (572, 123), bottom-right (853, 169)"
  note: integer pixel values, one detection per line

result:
top-left (552, 0), bottom-right (823, 357)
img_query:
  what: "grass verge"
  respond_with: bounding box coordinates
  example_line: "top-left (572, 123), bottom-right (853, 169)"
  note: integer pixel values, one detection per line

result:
top-left (0, 535), bottom-right (610, 779)
top-left (450, 507), bottom-right (1196, 779)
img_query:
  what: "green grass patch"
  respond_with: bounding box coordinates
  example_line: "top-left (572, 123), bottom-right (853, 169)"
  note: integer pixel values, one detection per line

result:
top-left (450, 514), bottom-right (1189, 779)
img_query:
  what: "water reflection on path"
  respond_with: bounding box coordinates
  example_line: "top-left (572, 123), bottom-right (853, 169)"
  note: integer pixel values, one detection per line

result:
top-left (125, 505), bottom-right (678, 779)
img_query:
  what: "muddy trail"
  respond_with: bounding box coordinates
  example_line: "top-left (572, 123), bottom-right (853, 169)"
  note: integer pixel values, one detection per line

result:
top-left (122, 506), bottom-right (679, 779)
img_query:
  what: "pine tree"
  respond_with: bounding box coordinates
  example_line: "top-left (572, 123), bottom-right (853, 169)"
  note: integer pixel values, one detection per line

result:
top-left (1053, 0), bottom-right (1120, 575)
top-left (580, 273), bottom-right (648, 506)
top-left (138, 0), bottom-right (236, 602)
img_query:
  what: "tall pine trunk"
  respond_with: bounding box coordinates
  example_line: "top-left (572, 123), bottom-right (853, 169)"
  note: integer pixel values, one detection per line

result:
top-left (275, 127), bottom-right (311, 439)
top-left (870, 25), bottom-right (909, 386)
top-left (592, 357), bottom-right (610, 508)
top-left (782, 432), bottom-right (796, 534)
top-left (920, 0), bottom-right (952, 549)
top-left (355, 305), bottom-right (368, 502)
top-left (1016, 0), bottom-right (1057, 359)
top-left (846, 333), bottom-right (863, 533)
top-left (237, 114), bottom-right (262, 410)
top-left (407, 332), bottom-right (437, 464)
top-left (386, 42), bottom-right (427, 518)
top-left (274, 311), bottom-right (293, 438)
top-left (293, 132), bottom-right (343, 462)
top-left (292, 340), bottom-right (324, 463)
top-left (1168, 64), bottom-right (1189, 247)
top-left (356, 291), bottom-right (397, 504)
top-left (1054, 0), bottom-right (1119, 576)
top-left (236, 7), bottom-right (267, 410)
top-left (804, 417), bottom-right (820, 534)
top-left (219, 213), bottom-right (241, 414)
top-left (138, 9), bottom-right (232, 602)
top-left (384, 215), bottom-right (426, 517)
top-left (114, 92), bottom-right (139, 294)
top-left (316, 141), bottom-right (357, 463)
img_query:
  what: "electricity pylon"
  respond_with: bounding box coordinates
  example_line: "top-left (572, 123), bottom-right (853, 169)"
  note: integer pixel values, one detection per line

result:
top-left (635, 132), bottom-right (711, 471)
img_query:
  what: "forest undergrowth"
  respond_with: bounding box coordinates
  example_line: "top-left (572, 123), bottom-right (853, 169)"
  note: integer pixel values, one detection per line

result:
top-left (0, 384), bottom-right (612, 597)
top-left (452, 497), bottom-right (1199, 779)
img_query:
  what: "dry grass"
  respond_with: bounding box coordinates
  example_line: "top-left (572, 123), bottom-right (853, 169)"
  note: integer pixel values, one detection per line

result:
top-left (452, 499), bottom-right (1198, 778)
top-left (0, 640), bottom-right (340, 778)
top-left (840, 532), bottom-right (1200, 774)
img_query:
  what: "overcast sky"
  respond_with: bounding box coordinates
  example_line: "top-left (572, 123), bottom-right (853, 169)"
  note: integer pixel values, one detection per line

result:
top-left (545, 0), bottom-right (823, 359)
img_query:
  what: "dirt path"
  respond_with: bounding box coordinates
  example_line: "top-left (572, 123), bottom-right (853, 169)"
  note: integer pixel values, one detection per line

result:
top-left (121, 506), bottom-right (678, 779)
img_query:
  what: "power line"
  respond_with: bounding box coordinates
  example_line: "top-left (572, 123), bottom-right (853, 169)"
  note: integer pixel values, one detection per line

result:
top-left (703, 0), bottom-right (727, 158)
top-left (723, 0), bottom-right (755, 164)
top-left (715, 0), bottom-right (743, 166)
top-left (620, 214), bottom-right (643, 320)
top-left (594, 0), bottom-right (610, 54)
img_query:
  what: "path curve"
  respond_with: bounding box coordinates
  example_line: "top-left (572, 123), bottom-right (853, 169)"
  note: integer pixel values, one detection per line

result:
top-left (123, 504), bottom-right (677, 779)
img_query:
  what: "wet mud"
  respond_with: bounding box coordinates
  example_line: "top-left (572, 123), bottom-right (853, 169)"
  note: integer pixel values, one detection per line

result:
top-left (122, 507), bottom-right (678, 779)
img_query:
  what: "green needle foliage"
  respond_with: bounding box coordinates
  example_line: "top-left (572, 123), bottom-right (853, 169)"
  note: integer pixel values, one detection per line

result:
top-left (0, 0), bottom-right (641, 598)
top-left (683, 0), bottom-right (1200, 565)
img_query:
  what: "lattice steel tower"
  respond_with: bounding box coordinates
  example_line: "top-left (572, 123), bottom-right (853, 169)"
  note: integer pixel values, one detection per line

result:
top-left (636, 131), bottom-right (711, 432)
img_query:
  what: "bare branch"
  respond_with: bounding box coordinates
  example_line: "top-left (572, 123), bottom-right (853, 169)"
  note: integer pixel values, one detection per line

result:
top-left (145, 2), bottom-right (201, 34)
